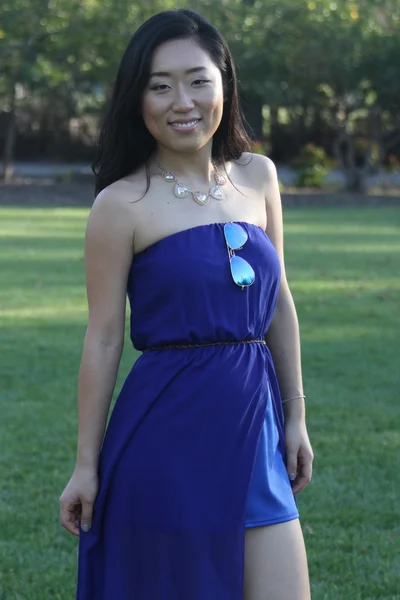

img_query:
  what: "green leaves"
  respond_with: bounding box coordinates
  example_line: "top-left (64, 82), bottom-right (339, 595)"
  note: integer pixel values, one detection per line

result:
top-left (1, 0), bottom-right (400, 187)
top-left (1, 0), bottom-right (399, 111)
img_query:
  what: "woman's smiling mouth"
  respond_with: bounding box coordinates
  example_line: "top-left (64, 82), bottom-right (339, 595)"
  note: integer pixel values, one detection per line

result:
top-left (169, 118), bottom-right (202, 131)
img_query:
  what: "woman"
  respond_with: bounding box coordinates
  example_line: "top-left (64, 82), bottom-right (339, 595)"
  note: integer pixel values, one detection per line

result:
top-left (59, 9), bottom-right (314, 600)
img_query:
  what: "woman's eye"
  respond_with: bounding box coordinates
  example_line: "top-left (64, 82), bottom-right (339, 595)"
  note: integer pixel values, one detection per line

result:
top-left (150, 84), bottom-right (170, 91)
top-left (192, 79), bottom-right (210, 85)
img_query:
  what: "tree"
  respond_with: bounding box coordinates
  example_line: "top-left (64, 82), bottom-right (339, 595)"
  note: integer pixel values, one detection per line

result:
top-left (0, 0), bottom-right (177, 178)
top-left (1, 0), bottom-right (400, 191)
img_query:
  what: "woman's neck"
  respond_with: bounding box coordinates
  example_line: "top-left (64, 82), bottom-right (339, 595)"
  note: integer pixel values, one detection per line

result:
top-left (154, 142), bottom-right (215, 181)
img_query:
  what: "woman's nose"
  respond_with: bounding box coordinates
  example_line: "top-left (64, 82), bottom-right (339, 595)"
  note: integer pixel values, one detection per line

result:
top-left (172, 85), bottom-right (195, 111)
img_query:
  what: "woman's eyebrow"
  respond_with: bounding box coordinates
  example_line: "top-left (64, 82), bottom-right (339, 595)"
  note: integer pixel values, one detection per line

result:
top-left (149, 66), bottom-right (207, 78)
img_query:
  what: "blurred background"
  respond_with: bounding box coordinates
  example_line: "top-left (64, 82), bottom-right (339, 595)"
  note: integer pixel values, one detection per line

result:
top-left (0, 1), bottom-right (399, 599)
top-left (1, 0), bottom-right (400, 192)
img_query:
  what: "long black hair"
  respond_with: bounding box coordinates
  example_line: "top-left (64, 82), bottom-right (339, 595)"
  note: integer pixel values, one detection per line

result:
top-left (93, 9), bottom-right (251, 196)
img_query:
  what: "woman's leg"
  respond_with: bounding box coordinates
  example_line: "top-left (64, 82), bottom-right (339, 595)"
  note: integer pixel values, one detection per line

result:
top-left (243, 519), bottom-right (310, 600)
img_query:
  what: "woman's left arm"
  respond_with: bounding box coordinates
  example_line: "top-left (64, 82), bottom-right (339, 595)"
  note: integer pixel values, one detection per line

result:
top-left (260, 155), bottom-right (314, 495)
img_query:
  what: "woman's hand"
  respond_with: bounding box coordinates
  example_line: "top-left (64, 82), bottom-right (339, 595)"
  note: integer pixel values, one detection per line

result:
top-left (284, 418), bottom-right (314, 495)
top-left (59, 466), bottom-right (99, 536)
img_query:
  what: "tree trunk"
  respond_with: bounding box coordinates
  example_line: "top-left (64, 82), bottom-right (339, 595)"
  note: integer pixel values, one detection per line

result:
top-left (333, 127), bottom-right (370, 193)
top-left (1, 78), bottom-right (17, 183)
top-left (344, 168), bottom-right (368, 193)
top-left (240, 93), bottom-right (264, 140)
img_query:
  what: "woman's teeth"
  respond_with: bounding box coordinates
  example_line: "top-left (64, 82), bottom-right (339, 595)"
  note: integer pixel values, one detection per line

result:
top-left (171, 119), bottom-right (200, 128)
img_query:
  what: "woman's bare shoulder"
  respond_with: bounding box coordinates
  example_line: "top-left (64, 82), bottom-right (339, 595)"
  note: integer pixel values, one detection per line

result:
top-left (95, 166), bottom-right (148, 206)
top-left (233, 152), bottom-right (278, 192)
top-left (235, 152), bottom-right (276, 173)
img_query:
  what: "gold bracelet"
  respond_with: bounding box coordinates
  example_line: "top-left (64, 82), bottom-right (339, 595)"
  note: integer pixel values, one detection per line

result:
top-left (282, 394), bottom-right (306, 404)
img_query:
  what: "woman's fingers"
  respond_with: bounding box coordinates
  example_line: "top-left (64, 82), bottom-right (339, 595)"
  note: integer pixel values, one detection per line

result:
top-left (286, 449), bottom-right (299, 484)
top-left (80, 498), bottom-right (94, 533)
top-left (60, 500), bottom-right (81, 537)
top-left (59, 469), bottom-right (99, 535)
top-left (291, 450), bottom-right (313, 495)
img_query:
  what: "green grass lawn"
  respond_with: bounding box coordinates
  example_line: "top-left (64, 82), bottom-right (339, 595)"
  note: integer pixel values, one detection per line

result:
top-left (1, 206), bottom-right (399, 600)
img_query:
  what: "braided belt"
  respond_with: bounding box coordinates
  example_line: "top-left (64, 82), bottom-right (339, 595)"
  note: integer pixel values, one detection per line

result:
top-left (143, 339), bottom-right (266, 352)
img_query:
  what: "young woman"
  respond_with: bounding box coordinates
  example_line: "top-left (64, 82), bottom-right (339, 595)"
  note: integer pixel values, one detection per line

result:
top-left (59, 9), bottom-right (314, 600)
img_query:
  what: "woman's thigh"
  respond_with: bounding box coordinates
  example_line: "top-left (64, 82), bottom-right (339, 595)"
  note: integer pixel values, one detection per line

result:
top-left (243, 519), bottom-right (310, 600)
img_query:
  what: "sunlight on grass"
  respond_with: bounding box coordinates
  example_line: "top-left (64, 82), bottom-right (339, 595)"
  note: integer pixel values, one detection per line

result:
top-left (304, 242), bottom-right (400, 253)
top-left (0, 306), bottom-right (88, 318)
top-left (2, 231), bottom-right (84, 240)
top-left (285, 223), bottom-right (399, 235)
top-left (0, 253), bottom-right (83, 262)
top-left (292, 279), bottom-right (400, 290)
top-left (302, 324), bottom-right (386, 342)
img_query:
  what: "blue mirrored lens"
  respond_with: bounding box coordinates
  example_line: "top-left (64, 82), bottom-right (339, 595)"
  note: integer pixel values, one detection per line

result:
top-left (224, 223), bottom-right (248, 250)
top-left (230, 256), bottom-right (255, 287)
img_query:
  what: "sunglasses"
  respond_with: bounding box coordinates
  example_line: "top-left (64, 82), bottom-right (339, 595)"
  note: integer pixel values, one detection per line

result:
top-left (223, 223), bottom-right (255, 289)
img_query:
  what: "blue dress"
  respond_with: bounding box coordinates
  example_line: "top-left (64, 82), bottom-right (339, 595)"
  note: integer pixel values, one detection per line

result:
top-left (76, 221), bottom-right (298, 599)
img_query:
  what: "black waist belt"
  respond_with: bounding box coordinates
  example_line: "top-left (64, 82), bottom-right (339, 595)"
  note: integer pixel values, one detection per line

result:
top-left (143, 339), bottom-right (266, 352)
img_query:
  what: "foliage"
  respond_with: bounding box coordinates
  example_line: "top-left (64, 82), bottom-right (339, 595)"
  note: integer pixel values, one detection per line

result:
top-left (386, 153), bottom-right (400, 172)
top-left (250, 139), bottom-right (267, 155)
top-left (1, 0), bottom-right (400, 189)
top-left (292, 144), bottom-right (332, 188)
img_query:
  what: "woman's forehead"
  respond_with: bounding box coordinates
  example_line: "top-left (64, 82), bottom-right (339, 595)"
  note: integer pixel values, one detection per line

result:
top-left (150, 39), bottom-right (215, 74)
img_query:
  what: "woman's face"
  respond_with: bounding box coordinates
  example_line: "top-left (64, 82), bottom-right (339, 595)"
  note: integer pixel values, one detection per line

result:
top-left (141, 38), bottom-right (224, 154)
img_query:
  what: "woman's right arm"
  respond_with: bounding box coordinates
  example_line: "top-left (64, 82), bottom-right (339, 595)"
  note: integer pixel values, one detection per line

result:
top-left (59, 188), bottom-right (135, 536)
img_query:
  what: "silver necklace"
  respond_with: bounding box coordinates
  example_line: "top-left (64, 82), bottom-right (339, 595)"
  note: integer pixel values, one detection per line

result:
top-left (152, 157), bottom-right (227, 206)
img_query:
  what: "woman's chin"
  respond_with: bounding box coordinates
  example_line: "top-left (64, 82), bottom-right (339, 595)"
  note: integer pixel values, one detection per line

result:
top-left (160, 135), bottom-right (211, 154)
